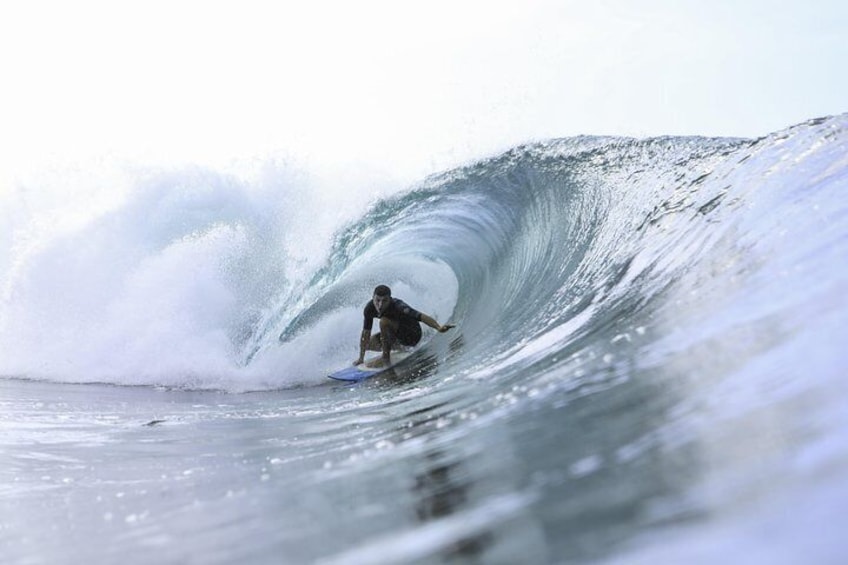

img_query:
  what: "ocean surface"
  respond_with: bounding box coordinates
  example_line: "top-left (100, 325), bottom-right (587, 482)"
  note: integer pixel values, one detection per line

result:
top-left (1, 114), bottom-right (847, 564)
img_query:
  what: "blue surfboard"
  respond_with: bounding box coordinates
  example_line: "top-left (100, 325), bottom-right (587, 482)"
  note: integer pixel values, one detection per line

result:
top-left (327, 365), bottom-right (382, 382)
top-left (327, 352), bottom-right (411, 382)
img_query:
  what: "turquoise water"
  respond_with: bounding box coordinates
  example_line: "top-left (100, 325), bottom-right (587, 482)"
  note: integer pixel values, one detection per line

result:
top-left (2, 115), bottom-right (847, 563)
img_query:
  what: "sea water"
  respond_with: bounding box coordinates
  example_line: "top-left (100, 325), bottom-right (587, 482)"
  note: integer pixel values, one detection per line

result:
top-left (1, 115), bottom-right (847, 563)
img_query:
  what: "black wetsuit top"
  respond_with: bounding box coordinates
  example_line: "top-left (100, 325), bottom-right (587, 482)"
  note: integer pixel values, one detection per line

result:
top-left (363, 298), bottom-right (423, 346)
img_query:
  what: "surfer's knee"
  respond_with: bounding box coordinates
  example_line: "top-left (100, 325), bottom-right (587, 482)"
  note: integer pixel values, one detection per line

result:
top-left (379, 317), bottom-right (397, 333)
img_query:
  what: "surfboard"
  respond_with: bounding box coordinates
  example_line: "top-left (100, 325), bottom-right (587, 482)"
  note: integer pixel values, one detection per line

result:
top-left (328, 352), bottom-right (411, 382)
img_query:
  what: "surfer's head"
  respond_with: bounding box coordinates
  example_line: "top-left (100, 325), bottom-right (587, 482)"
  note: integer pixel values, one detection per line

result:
top-left (373, 285), bottom-right (392, 313)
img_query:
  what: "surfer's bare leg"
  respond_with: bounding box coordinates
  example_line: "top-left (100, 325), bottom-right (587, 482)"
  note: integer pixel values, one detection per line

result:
top-left (379, 317), bottom-right (399, 362)
top-left (366, 334), bottom-right (382, 351)
top-left (366, 331), bottom-right (404, 352)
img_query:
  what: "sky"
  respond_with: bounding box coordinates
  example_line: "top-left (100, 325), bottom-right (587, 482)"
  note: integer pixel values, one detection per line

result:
top-left (1, 0), bottom-right (846, 182)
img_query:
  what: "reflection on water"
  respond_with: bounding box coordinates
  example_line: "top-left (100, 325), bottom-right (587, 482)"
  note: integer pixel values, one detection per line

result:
top-left (413, 449), bottom-right (493, 561)
top-left (375, 312), bottom-right (711, 563)
top-left (406, 338), bottom-right (495, 560)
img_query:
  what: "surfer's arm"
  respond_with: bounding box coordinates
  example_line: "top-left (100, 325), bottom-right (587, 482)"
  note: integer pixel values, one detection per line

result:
top-left (356, 329), bottom-right (371, 364)
top-left (420, 314), bottom-right (455, 333)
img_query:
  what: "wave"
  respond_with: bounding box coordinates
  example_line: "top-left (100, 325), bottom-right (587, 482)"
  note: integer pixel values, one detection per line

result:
top-left (1, 115), bottom-right (846, 392)
top-left (267, 114), bottom-right (846, 390)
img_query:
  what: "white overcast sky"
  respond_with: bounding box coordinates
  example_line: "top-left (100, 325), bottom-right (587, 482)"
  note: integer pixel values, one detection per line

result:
top-left (1, 0), bottom-right (846, 181)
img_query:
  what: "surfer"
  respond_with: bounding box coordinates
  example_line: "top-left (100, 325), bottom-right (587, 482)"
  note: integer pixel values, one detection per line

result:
top-left (355, 285), bottom-right (454, 368)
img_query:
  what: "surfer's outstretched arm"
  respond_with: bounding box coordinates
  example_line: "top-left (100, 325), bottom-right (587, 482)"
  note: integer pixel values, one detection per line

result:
top-left (420, 314), bottom-right (455, 333)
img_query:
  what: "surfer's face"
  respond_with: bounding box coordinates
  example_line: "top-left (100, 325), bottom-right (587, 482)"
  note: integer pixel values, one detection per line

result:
top-left (373, 294), bottom-right (391, 314)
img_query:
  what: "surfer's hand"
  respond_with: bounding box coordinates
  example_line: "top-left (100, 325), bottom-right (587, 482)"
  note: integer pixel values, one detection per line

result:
top-left (438, 324), bottom-right (455, 333)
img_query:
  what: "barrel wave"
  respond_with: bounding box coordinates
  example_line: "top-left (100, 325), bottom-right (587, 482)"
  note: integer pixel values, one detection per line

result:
top-left (1, 115), bottom-right (847, 564)
top-left (265, 115), bottom-right (846, 400)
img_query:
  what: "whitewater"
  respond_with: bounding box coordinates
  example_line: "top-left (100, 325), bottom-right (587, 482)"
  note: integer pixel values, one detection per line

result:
top-left (1, 114), bottom-right (847, 563)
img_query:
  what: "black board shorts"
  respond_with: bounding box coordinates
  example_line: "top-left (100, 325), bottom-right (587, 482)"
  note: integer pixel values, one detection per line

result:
top-left (396, 322), bottom-right (423, 347)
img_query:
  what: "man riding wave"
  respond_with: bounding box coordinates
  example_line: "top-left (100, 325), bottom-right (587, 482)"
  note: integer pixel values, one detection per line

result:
top-left (355, 285), bottom-right (455, 368)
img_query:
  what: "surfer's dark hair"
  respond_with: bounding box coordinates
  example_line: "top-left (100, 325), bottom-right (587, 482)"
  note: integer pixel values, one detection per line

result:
top-left (374, 285), bottom-right (391, 297)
